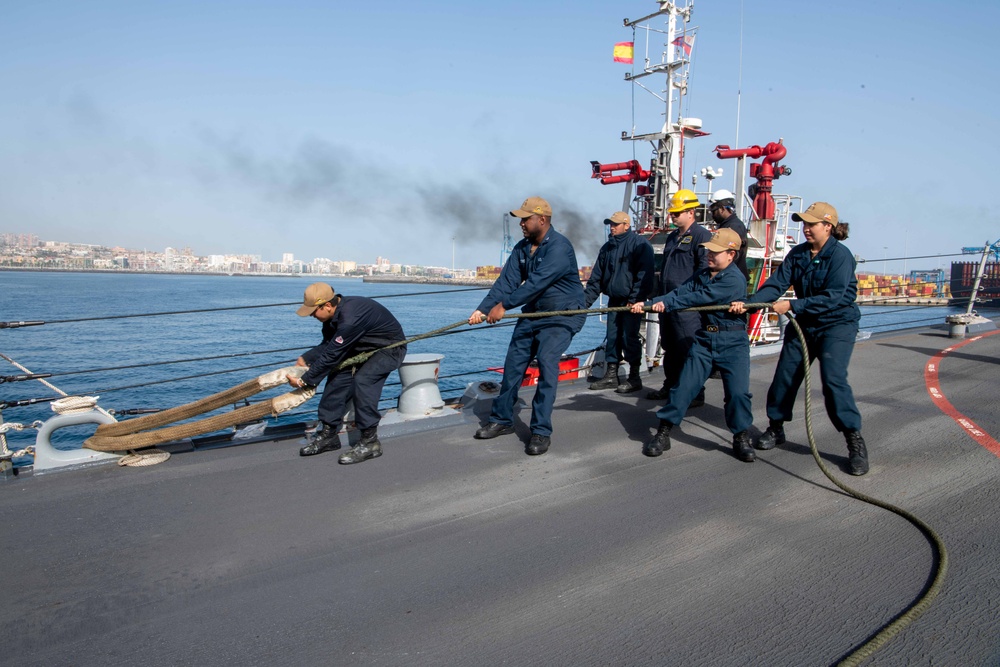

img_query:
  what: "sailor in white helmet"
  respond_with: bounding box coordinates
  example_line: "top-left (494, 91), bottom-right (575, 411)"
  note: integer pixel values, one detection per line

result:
top-left (709, 189), bottom-right (749, 281)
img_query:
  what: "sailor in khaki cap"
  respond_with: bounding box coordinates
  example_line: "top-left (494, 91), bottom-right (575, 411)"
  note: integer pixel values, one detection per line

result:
top-left (469, 196), bottom-right (585, 456)
top-left (289, 283), bottom-right (407, 464)
top-left (632, 227), bottom-right (755, 463)
top-left (731, 201), bottom-right (869, 475)
top-left (583, 211), bottom-right (654, 394)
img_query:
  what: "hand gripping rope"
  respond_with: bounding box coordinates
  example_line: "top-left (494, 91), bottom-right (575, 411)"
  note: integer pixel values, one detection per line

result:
top-left (75, 303), bottom-right (946, 664)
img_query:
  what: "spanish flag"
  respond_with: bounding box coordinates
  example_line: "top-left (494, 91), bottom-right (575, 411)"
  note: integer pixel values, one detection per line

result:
top-left (613, 41), bottom-right (634, 64)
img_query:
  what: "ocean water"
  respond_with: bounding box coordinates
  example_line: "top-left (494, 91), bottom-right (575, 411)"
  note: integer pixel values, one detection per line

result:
top-left (0, 271), bottom-right (988, 451)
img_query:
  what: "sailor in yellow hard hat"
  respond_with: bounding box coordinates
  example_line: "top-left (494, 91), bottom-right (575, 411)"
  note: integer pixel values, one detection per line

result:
top-left (646, 189), bottom-right (713, 406)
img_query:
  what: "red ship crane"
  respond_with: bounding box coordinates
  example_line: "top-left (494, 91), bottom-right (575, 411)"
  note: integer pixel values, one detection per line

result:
top-left (714, 140), bottom-right (791, 222)
top-left (589, 160), bottom-right (656, 229)
top-left (589, 160), bottom-right (651, 185)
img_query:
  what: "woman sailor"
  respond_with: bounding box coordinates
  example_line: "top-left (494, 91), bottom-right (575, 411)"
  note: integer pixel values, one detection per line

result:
top-left (730, 201), bottom-right (869, 475)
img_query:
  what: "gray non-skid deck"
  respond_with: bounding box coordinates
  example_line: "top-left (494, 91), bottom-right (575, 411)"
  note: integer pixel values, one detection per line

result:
top-left (3, 324), bottom-right (999, 666)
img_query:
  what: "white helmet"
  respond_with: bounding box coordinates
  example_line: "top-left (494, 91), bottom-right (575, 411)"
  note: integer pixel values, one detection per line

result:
top-left (710, 189), bottom-right (735, 204)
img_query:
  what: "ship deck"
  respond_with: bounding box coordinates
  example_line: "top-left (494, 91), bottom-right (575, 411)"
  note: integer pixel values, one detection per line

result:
top-left (3, 321), bottom-right (999, 666)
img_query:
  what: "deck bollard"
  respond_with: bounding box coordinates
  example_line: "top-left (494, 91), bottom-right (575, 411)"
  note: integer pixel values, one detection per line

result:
top-left (33, 410), bottom-right (121, 473)
top-left (397, 353), bottom-right (445, 416)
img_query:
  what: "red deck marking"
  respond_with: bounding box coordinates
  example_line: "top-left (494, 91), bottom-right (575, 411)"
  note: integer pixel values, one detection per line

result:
top-left (924, 330), bottom-right (1000, 457)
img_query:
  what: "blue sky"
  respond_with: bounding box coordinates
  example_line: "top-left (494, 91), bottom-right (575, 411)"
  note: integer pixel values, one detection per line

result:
top-left (2, 0), bottom-right (998, 271)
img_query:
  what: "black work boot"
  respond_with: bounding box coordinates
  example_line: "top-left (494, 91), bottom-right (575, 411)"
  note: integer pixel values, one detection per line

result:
top-left (299, 423), bottom-right (342, 456)
top-left (732, 431), bottom-right (755, 462)
top-left (845, 430), bottom-right (870, 476)
top-left (474, 422), bottom-right (515, 440)
top-left (339, 427), bottom-right (383, 465)
top-left (645, 384), bottom-right (671, 400)
top-left (755, 420), bottom-right (786, 450)
top-left (615, 368), bottom-right (643, 394)
top-left (643, 420), bottom-right (672, 457)
top-left (589, 362), bottom-right (620, 390)
top-left (526, 434), bottom-right (550, 456)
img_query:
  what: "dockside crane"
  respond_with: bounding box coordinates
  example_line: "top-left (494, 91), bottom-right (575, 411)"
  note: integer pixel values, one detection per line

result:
top-left (962, 241), bottom-right (1000, 262)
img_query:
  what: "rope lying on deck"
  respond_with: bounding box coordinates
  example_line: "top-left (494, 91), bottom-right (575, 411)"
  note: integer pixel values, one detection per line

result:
top-left (778, 313), bottom-right (948, 667)
top-left (83, 366), bottom-right (316, 451)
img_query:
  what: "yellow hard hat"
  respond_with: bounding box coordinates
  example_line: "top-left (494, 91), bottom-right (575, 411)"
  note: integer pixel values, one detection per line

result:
top-left (668, 189), bottom-right (700, 213)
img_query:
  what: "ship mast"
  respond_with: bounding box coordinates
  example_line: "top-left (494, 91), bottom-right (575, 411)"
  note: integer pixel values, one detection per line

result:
top-left (623, 1), bottom-right (703, 230)
top-left (591, 2), bottom-right (705, 231)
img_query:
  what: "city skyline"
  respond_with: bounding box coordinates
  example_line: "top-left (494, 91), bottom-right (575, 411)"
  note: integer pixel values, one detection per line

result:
top-left (0, 230), bottom-right (496, 275)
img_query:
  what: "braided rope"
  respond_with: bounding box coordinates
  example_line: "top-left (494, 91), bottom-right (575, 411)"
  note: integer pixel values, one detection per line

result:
top-left (1, 414), bottom-right (43, 458)
top-left (117, 449), bottom-right (171, 467)
top-left (51, 396), bottom-right (101, 415)
top-left (82, 304), bottom-right (772, 451)
top-left (84, 367), bottom-right (314, 451)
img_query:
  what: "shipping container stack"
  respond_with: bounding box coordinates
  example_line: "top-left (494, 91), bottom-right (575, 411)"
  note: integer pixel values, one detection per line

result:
top-left (950, 261), bottom-right (1000, 306)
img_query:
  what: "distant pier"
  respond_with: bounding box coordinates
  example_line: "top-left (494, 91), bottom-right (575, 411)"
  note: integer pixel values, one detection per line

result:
top-left (363, 275), bottom-right (494, 288)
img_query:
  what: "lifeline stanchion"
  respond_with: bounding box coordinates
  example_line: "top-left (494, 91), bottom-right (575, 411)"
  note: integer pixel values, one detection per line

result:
top-left (0, 286), bottom-right (490, 329)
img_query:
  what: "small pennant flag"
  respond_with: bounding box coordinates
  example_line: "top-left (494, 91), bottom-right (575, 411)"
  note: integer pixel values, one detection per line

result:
top-left (671, 35), bottom-right (695, 56)
top-left (613, 41), bottom-right (634, 64)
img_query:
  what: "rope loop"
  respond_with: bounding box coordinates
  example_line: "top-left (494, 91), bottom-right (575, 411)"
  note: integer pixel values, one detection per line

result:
top-left (117, 449), bottom-right (171, 467)
top-left (51, 396), bottom-right (101, 415)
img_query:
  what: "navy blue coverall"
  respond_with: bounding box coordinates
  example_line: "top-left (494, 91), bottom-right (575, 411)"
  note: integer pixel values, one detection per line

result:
top-left (583, 228), bottom-right (654, 368)
top-left (651, 263), bottom-right (752, 433)
top-left (478, 228), bottom-right (585, 437)
top-left (717, 214), bottom-right (750, 280)
top-left (657, 224), bottom-right (712, 394)
top-left (751, 237), bottom-right (862, 433)
top-left (300, 296), bottom-right (407, 432)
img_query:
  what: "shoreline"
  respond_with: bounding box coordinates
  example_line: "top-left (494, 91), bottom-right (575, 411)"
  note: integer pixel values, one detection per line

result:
top-left (363, 275), bottom-right (494, 288)
top-left (856, 297), bottom-right (951, 306)
top-left (0, 267), bottom-right (347, 278)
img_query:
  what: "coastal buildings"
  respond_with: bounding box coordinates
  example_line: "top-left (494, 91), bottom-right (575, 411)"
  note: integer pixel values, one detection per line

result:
top-left (1, 233), bottom-right (483, 279)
